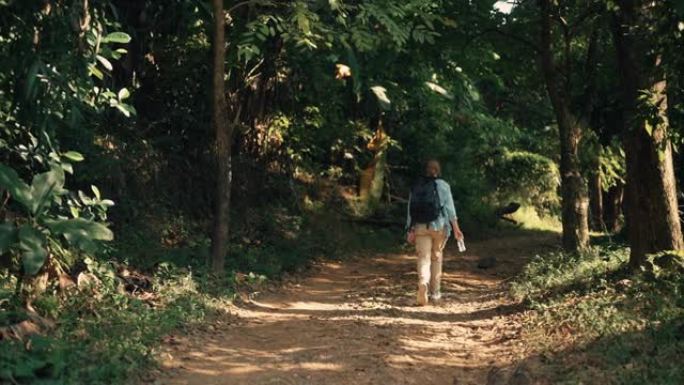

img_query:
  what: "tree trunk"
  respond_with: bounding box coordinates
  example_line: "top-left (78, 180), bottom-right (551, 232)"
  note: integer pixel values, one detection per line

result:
top-left (603, 183), bottom-right (624, 233)
top-left (613, 0), bottom-right (683, 267)
top-left (588, 165), bottom-right (605, 232)
top-left (209, 0), bottom-right (233, 274)
top-left (539, 0), bottom-right (590, 252)
top-left (359, 119), bottom-right (389, 214)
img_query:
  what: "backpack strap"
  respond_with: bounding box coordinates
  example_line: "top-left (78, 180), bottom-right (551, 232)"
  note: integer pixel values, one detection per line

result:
top-left (433, 178), bottom-right (442, 209)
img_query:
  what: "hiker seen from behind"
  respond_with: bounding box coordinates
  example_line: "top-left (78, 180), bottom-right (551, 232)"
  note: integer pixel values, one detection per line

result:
top-left (406, 159), bottom-right (464, 306)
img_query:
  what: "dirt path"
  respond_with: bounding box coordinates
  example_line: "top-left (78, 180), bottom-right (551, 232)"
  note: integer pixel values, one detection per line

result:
top-left (153, 233), bottom-right (558, 385)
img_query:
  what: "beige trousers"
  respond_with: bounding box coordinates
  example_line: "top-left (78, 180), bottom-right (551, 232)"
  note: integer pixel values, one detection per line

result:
top-left (414, 224), bottom-right (447, 299)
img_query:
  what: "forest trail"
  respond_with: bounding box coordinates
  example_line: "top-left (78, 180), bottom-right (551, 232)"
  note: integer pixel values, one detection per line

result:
top-left (153, 232), bottom-right (558, 385)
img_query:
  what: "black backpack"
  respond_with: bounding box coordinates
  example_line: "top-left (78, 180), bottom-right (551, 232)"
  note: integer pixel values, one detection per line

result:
top-left (409, 177), bottom-right (442, 225)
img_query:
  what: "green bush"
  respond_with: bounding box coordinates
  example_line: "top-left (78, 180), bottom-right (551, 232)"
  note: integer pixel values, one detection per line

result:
top-left (513, 245), bottom-right (684, 384)
top-left (486, 150), bottom-right (560, 215)
top-left (0, 258), bottom-right (219, 385)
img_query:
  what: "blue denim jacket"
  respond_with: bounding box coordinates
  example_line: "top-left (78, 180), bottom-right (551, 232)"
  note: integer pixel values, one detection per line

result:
top-left (406, 179), bottom-right (458, 238)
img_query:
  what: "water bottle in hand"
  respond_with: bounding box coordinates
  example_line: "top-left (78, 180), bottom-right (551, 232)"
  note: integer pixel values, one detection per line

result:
top-left (457, 238), bottom-right (466, 252)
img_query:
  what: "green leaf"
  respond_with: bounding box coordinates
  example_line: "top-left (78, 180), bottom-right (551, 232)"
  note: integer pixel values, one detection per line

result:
top-left (296, 13), bottom-right (311, 34)
top-left (88, 64), bottom-right (104, 80)
top-left (118, 88), bottom-right (130, 100)
top-left (29, 167), bottom-right (65, 215)
top-left (370, 86), bottom-right (391, 110)
top-left (18, 225), bottom-right (47, 276)
top-left (425, 81), bottom-right (454, 100)
top-left (62, 151), bottom-right (84, 162)
top-left (61, 162), bottom-right (74, 175)
top-left (91, 185), bottom-right (101, 200)
top-left (115, 103), bottom-right (136, 117)
top-left (25, 61), bottom-right (42, 101)
top-left (96, 55), bottom-right (113, 71)
top-left (0, 163), bottom-right (32, 209)
top-left (102, 32), bottom-right (132, 44)
top-left (0, 223), bottom-right (17, 254)
top-left (46, 218), bottom-right (113, 253)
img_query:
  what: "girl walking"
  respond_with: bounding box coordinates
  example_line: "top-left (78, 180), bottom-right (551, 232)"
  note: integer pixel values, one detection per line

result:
top-left (406, 159), bottom-right (464, 306)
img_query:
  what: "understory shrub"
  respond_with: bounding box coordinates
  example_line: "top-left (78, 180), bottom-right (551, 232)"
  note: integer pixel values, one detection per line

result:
top-left (512, 245), bottom-right (684, 385)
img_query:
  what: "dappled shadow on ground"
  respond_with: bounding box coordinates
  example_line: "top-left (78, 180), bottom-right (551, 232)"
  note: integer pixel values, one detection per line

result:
top-left (153, 230), bottom-right (561, 385)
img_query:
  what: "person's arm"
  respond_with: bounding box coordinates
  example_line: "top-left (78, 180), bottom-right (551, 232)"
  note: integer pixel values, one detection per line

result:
top-left (406, 193), bottom-right (413, 231)
top-left (406, 193), bottom-right (415, 244)
top-left (443, 183), bottom-right (464, 240)
top-left (451, 218), bottom-right (463, 240)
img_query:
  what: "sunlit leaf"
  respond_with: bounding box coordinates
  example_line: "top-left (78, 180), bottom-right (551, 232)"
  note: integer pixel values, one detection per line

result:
top-left (61, 162), bottom-right (74, 175)
top-left (425, 82), bottom-right (454, 100)
top-left (102, 32), bottom-right (132, 44)
top-left (88, 64), bottom-right (104, 80)
top-left (370, 86), bottom-right (391, 110)
top-left (118, 88), bottom-right (130, 100)
top-left (91, 185), bottom-right (101, 200)
top-left (115, 103), bottom-right (136, 117)
top-left (96, 55), bottom-right (113, 71)
top-left (335, 64), bottom-right (352, 79)
top-left (62, 151), bottom-right (84, 162)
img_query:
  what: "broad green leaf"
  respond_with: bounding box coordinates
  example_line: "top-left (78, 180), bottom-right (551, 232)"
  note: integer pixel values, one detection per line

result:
top-left (88, 64), bottom-right (104, 80)
top-left (47, 218), bottom-right (113, 240)
top-left (370, 86), bottom-right (391, 110)
top-left (100, 199), bottom-right (115, 207)
top-left (18, 225), bottom-right (47, 276)
top-left (115, 103), bottom-right (136, 117)
top-left (0, 164), bottom-right (32, 209)
top-left (46, 218), bottom-right (114, 254)
top-left (0, 223), bottom-right (17, 254)
top-left (61, 162), bottom-right (74, 175)
top-left (91, 185), bottom-right (101, 200)
top-left (96, 55), bottom-right (113, 71)
top-left (62, 151), bottom-right (84, 162)
top-left (425, 82), bottom-right (454, 100)
top-left (102, 32), bottom-right (132, 44)
top-left (29, 167), bottom-right (65, 215)
top-left (118, 88), bottom-right (130, 100)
